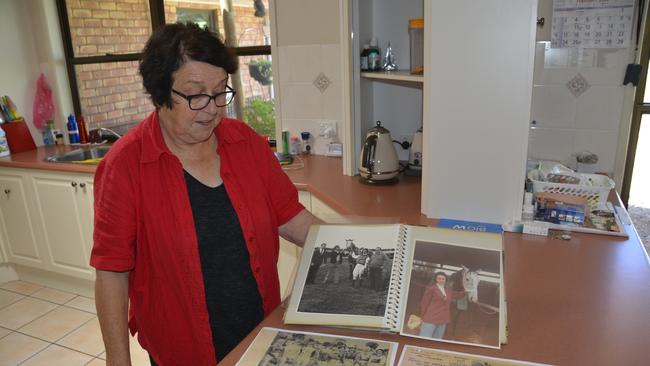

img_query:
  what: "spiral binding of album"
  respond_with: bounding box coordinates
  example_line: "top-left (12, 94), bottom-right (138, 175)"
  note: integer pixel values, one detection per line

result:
top-left (383, 225), bottom-right (409, 332)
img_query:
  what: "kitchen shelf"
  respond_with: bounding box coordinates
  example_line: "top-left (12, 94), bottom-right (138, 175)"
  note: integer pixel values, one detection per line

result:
top-left (360, 71), bottom-right (423, 84)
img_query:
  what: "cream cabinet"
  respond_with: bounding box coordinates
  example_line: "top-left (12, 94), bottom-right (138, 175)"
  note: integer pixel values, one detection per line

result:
top-left (30, 171), bottom-right (95, 280)
top-left (0, 172), bottom-right (43, 267)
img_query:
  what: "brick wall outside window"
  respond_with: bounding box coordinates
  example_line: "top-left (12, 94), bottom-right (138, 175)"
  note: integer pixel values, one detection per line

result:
top-left (66, 0), bottom-right (271, 129)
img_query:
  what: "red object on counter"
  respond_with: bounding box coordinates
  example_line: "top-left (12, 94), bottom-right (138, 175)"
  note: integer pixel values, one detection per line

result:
top-left (77, 115), bottom-right (89, 144)
top-left (1, 119), bottom-right (37, 153)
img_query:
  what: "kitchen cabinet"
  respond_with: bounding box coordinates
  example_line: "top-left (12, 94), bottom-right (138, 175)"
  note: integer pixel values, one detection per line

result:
top-left (0, 172), bottom-right (44, 267)
top-left (30, 171), bottom-right (94, 280)
top-left (346, 0), bottom-right (535, 225)
top-left (350, 0), bottom-right (424, 167)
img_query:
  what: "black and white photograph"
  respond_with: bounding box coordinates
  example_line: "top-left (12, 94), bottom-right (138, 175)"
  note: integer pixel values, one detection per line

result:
top-left (296, 225), bottom-right (398, 317)
top-left (400, 240), bottom-right (502, 348)
top-left (237, 327), bottom-right (398, 366)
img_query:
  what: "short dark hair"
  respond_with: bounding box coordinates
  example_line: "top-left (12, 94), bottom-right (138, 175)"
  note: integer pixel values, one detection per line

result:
top-left (434, 271), bottom-right (447, 280)
top-left (139, 22), bottom-right (238, 109)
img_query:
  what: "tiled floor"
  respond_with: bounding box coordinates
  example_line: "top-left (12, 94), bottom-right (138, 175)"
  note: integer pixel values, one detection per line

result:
top-left (0, 280), bottom-right (151, 366)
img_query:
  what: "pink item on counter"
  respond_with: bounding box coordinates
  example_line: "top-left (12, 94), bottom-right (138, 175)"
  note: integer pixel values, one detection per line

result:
top-left (32, 73), bottom-right (56, 129)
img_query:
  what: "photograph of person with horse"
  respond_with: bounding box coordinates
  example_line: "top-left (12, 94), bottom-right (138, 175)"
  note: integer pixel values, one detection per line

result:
top-left (401, 240), bottom-right (502, 348)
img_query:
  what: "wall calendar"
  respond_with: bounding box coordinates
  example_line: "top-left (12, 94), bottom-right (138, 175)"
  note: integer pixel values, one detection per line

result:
top-left (551, 0), bottom-right (635, 49)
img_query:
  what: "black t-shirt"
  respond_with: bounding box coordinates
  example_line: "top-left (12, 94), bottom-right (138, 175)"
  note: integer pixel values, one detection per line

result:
top-left (183, 171), bottom-right (264, 361)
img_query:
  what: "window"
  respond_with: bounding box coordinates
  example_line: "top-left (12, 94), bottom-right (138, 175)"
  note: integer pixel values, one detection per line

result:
top-left (57, 0), bottom-right (276, 139)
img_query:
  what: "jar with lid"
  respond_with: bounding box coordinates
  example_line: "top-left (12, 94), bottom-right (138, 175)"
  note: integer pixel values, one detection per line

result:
top-left (409, 18), bottom-right (424, 74)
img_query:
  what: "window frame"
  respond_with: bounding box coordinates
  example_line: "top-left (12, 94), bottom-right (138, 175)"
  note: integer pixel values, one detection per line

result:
top-left (56, 0), bottom-right (271, 119)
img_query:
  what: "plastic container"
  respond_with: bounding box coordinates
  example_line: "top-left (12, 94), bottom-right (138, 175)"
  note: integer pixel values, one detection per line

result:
top-left (0, 127), bottom-right (10, 157)
top-left (409, 18), bottom-right (424, 75)
top-left (527, 169), bottom-right (615, 208)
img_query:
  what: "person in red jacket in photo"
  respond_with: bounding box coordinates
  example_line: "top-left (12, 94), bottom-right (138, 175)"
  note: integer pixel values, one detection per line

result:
top-left (418, 271), bottom-right (465, 339)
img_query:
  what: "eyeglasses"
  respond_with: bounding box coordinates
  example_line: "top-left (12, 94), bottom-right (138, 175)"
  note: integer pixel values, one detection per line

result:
top-left (171, 85), bottom-right (236, 110)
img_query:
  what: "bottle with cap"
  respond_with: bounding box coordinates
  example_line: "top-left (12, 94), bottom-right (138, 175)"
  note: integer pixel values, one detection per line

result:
top-left (360, 44), bottom-right (370, 71)
top-left (300, 132), bottom-right (311, 155)
top-left (368, 38), bottom-right (381, 71)
top-left (77, 114), bottom-right (89, 144)
top-left (67, 114), bottom-right (80, 144)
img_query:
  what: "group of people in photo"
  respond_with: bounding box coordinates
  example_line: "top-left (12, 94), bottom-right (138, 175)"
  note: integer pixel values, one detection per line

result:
top-left (260, 333), bottom-right (390, 366)
top-left (306, 240), bottom-right (393, 291)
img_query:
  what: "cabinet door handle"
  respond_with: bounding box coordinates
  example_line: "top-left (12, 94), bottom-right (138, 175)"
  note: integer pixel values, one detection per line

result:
top-left (80, 183), bottom-right (86, 188)
top-left (3, 189), bottom-right (9, 194)
top-left (71, 182), bottom-right (78, 187)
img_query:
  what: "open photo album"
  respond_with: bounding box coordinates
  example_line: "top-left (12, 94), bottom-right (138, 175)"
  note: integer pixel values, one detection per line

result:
top-left (284, 224), bottom-right (506, 349)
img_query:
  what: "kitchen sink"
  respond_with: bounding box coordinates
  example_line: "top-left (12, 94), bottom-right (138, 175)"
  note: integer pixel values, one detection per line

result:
top-left (46, 146), bottom-right (111, 163)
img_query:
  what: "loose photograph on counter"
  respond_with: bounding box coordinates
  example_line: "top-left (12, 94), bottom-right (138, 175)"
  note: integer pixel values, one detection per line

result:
top-left (237, 327), bottom-right (398, 366)
top-left (399, 239), bottom-right (503, 348)
top-left (398, 345), bottom-right (550, 366)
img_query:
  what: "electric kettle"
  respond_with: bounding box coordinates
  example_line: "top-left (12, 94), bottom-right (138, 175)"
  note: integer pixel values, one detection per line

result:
top-left (359, 121), bottom-right (400, 184)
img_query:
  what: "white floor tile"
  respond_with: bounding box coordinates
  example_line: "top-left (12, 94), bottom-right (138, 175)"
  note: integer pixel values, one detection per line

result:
top-left (0, 281), bottom-right (43, 296)
top-left (130, 335), bottom-right (150, 366)
top-left (19, 306), bottom-right (95, 342)
top-left (31, 287), bottom-right (77, 305)
top-left (85, 358), bottom-right (106, 366)
top-left (0, 297), bottom-right (57, 330)
top-left (20, 344), bottom-right (93, 366)
top-left (0, 332), bottom-right (48, 366)
top-left (65, 296), bottom-right (96, 314)
top-left (0, 289), bottom-right (24, 310)
top-left (57, 317), bottom-right (104, 356)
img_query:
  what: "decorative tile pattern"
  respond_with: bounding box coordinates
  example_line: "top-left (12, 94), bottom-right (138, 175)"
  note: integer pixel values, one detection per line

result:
top-left (566, 73), bottom-right (590, 98)
top-left (313, 72), bottom-right (331, 93)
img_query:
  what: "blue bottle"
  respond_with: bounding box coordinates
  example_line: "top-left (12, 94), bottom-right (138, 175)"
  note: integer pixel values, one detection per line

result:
top-left (67, 114), bottom-right (80, 144)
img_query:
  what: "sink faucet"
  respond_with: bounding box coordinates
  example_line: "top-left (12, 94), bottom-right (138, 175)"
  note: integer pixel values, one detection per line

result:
top-left (99, 127), bottom-right (122, 139)
top-left (90, 127), bottom-right (122, 143)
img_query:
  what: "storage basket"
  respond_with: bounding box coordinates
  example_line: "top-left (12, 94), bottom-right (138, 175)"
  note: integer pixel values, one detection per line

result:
top-left (527, 169), bottom-right (615, 208)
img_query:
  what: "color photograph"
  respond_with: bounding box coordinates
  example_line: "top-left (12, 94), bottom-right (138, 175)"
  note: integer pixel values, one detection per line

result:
top-left (400, 240), bottom-right (502, 348)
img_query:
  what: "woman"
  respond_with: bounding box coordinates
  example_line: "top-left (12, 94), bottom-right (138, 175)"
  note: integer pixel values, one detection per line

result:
top-left (418, 271), bottom-right (465, 339)
top-left (91, 23), bottom-right (316, 366)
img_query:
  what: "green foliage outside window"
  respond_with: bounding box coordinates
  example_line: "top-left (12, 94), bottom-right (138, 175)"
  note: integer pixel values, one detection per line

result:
top-left (244, 98), bottom-right (276, 140)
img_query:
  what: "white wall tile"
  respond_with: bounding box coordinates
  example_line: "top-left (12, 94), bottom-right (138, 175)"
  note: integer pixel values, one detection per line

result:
top-left (281, 84), bottom-right (322, 120)
top-left (321, 83), bottom-right (343, 121)
top-left (320, 44), bottom-right (341, 84)
top-left (576, 86), bottom-right (624, 130)
top-left (574, 130), bottom-right (619, 174)
top-left (531, 86), bottom-right (577, 128)
top-left (527, 127), bottom-right (576, 167)
top-left (580, 67), bottom-right (625, 86)
top-left (278, 45), bottom-right (322, 83)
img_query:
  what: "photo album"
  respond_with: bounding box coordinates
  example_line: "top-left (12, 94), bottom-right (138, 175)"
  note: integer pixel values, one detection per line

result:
top-left (283, 224), bottom-right (506, 349)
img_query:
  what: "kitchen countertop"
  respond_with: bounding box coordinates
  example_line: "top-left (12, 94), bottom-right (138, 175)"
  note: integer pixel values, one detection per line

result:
top-left (2, 147), bottom-right (649, 365)
top-left (0, 145), bottom-right (99, 174)
top-left (0, 148), bottom-right (430, 223)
